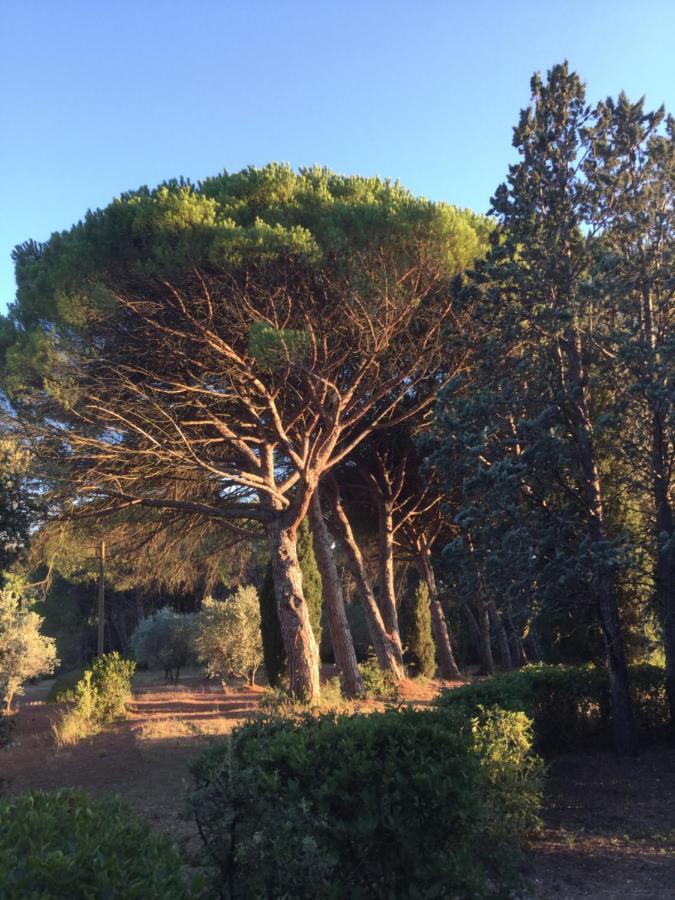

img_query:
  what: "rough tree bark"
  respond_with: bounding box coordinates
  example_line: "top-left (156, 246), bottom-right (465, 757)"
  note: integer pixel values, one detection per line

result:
top-left (308, 491), bottom-right (364, 697)
top-left (267, 519), bottom-right (321, 703)
top-left (373, 491), bottom-right (402, 644)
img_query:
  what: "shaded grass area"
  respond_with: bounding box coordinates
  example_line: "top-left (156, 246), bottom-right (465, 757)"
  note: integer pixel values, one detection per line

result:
top-left (525, 748), bottom-right (675, 899)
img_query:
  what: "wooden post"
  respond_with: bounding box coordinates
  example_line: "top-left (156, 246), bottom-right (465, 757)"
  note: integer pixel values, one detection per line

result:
top-left (97, 540), bottom-right (106, 656)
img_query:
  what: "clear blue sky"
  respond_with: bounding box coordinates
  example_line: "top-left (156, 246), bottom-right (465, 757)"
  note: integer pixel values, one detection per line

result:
top-left (2, 0), bottom-right (674, 313)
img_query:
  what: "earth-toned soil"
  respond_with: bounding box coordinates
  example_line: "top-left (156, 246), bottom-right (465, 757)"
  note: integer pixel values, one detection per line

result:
top-left (3, 671), bottom-right (674, 897)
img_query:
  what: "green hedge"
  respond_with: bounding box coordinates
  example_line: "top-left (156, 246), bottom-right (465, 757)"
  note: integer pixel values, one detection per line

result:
top-left (0, 789), bottom-right (200, 899)
top-left (192, 706), bottom-right (543, 899)
top-left (435, 664), bottom-right (668, 753)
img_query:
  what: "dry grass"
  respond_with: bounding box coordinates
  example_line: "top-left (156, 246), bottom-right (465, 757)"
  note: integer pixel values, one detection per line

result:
top-left (134, 713), bottom-right (238, 743)
top-left (52, 708), bottom-right (101, 747)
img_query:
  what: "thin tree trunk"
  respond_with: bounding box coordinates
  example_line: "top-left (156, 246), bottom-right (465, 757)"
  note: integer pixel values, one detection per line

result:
top-left (505, 605), bottom-right (527, 667)
top-left (524, 625), bottom-right (544, 663)
top-left (477, 598), bottom-right (495, 675)
top-left (375, 495), bottom-right (402, 642)
top-left (308, 491), bottom-right (364, 697)
top-left (418, 550), bottom-right (461, 679)
top-left (489, 602), bottom-right (512, 671)
top-left (325, 484), bottom-right (405, 680)
top-left (267, 520), bottom-right (321, 703)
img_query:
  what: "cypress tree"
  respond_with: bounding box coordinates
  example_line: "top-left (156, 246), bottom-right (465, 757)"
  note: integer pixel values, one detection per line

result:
top-left (399, 572), bottom-right (436, 678)
top-left (258, 560), bottom-right (286, 687)
top-left (297, 519), bottom-right (323, 648)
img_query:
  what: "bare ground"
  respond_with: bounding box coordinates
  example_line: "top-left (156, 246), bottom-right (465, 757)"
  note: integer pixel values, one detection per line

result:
top-left (3, 672), bottom-right (675, 898)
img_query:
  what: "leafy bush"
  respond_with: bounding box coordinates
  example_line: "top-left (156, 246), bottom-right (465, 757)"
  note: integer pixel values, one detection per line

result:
top-left (0, 788), bottom-right (200, 898)
top-left (195, 588), bottom-right (263, 685)
top-left (435, 663), bottom-right (668, 753)
top-left (192, 706), bottom-right (542, 899)
top-left (358, 651), bottom-right (400, 700)
top-left (48, 667), bottom-right (85, 702)
top-left (54, 652), bottom-right (135, 745)
top-left (131, 608), bottom-right (197, 683)
top-left (0, 588), bottom-right (58, 710)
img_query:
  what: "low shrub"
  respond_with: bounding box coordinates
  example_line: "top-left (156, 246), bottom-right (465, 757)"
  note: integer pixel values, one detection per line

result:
top-left (53, 652), bottom-right (136, 746)
top-left (0, 788), bottom-right (200, 898)
top-left (48, 667), bottom-right (85, 702)
top-left (358, 652), bottom-right (400, 700)
top-left (435, 663), bottom-right (668, 753)
top-left (192, 706), bottom-right (542, 899)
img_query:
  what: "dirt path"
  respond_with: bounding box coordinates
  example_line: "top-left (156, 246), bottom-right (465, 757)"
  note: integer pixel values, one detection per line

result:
top-left (3, 674), bottom-right (675, 897)
top-left (1, 673), bottom-right (258, 856)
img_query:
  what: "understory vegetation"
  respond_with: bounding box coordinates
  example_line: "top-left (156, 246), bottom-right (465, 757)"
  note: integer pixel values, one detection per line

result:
top-left (53, 652), bottom-right (135, 745)
top-left (435, 664), bottom-right (669, 754)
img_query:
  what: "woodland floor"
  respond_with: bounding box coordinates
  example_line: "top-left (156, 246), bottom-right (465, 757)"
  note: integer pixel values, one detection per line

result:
top-left (3, 670), bottom-right (675, 899)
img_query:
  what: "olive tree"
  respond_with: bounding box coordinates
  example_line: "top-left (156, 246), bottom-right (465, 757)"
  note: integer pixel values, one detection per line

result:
top-left (0, 585), bottom-right (58, 710)
top-left (195, 588), bottom-right (263, 686)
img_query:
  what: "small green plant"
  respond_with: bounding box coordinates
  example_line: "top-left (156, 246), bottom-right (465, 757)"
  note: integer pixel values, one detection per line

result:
top-left (358, 652), bottom-right (400, 700)
top-left (0, 788), bottom-right (200, 898)
top-left (48, 667), bottom-right (85, 702)
top-left (53, 652), bottom-right (135, 746)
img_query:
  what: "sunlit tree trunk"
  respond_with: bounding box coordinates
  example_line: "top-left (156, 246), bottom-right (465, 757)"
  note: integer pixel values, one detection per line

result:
top-left (325, 483), bottom-right (405, 680)
top-left (267, 519), bottom-right (321, 703)
top-left (308, 491), bottom-right (364, 697)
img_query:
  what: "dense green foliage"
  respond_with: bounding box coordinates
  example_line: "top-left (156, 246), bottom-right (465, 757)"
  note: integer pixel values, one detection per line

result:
top-left (258, 560), bottom-right (287, 686)
top-left (430, 63), bottom-right (674, 747)
top-left (8, 165), bottom-right (490, 332)
top-left (54, 652), bottom-right (135, 744)
top-left (130, 607), bottom-right (197, 682)
top-left (357, 652), bottom-right (399, 699)
top-left (0, 441), bottom-right (32, 571)
top-left (399, 574), bottom-right (436, 677)
top-left (297, 519), bottom-right (323, 647)
top-left (0, 789), bottom-right (198, 899)
top-left (435, 664), bottom-right (669, 753)
top-left (192, 706), bottom-right (542, 899)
